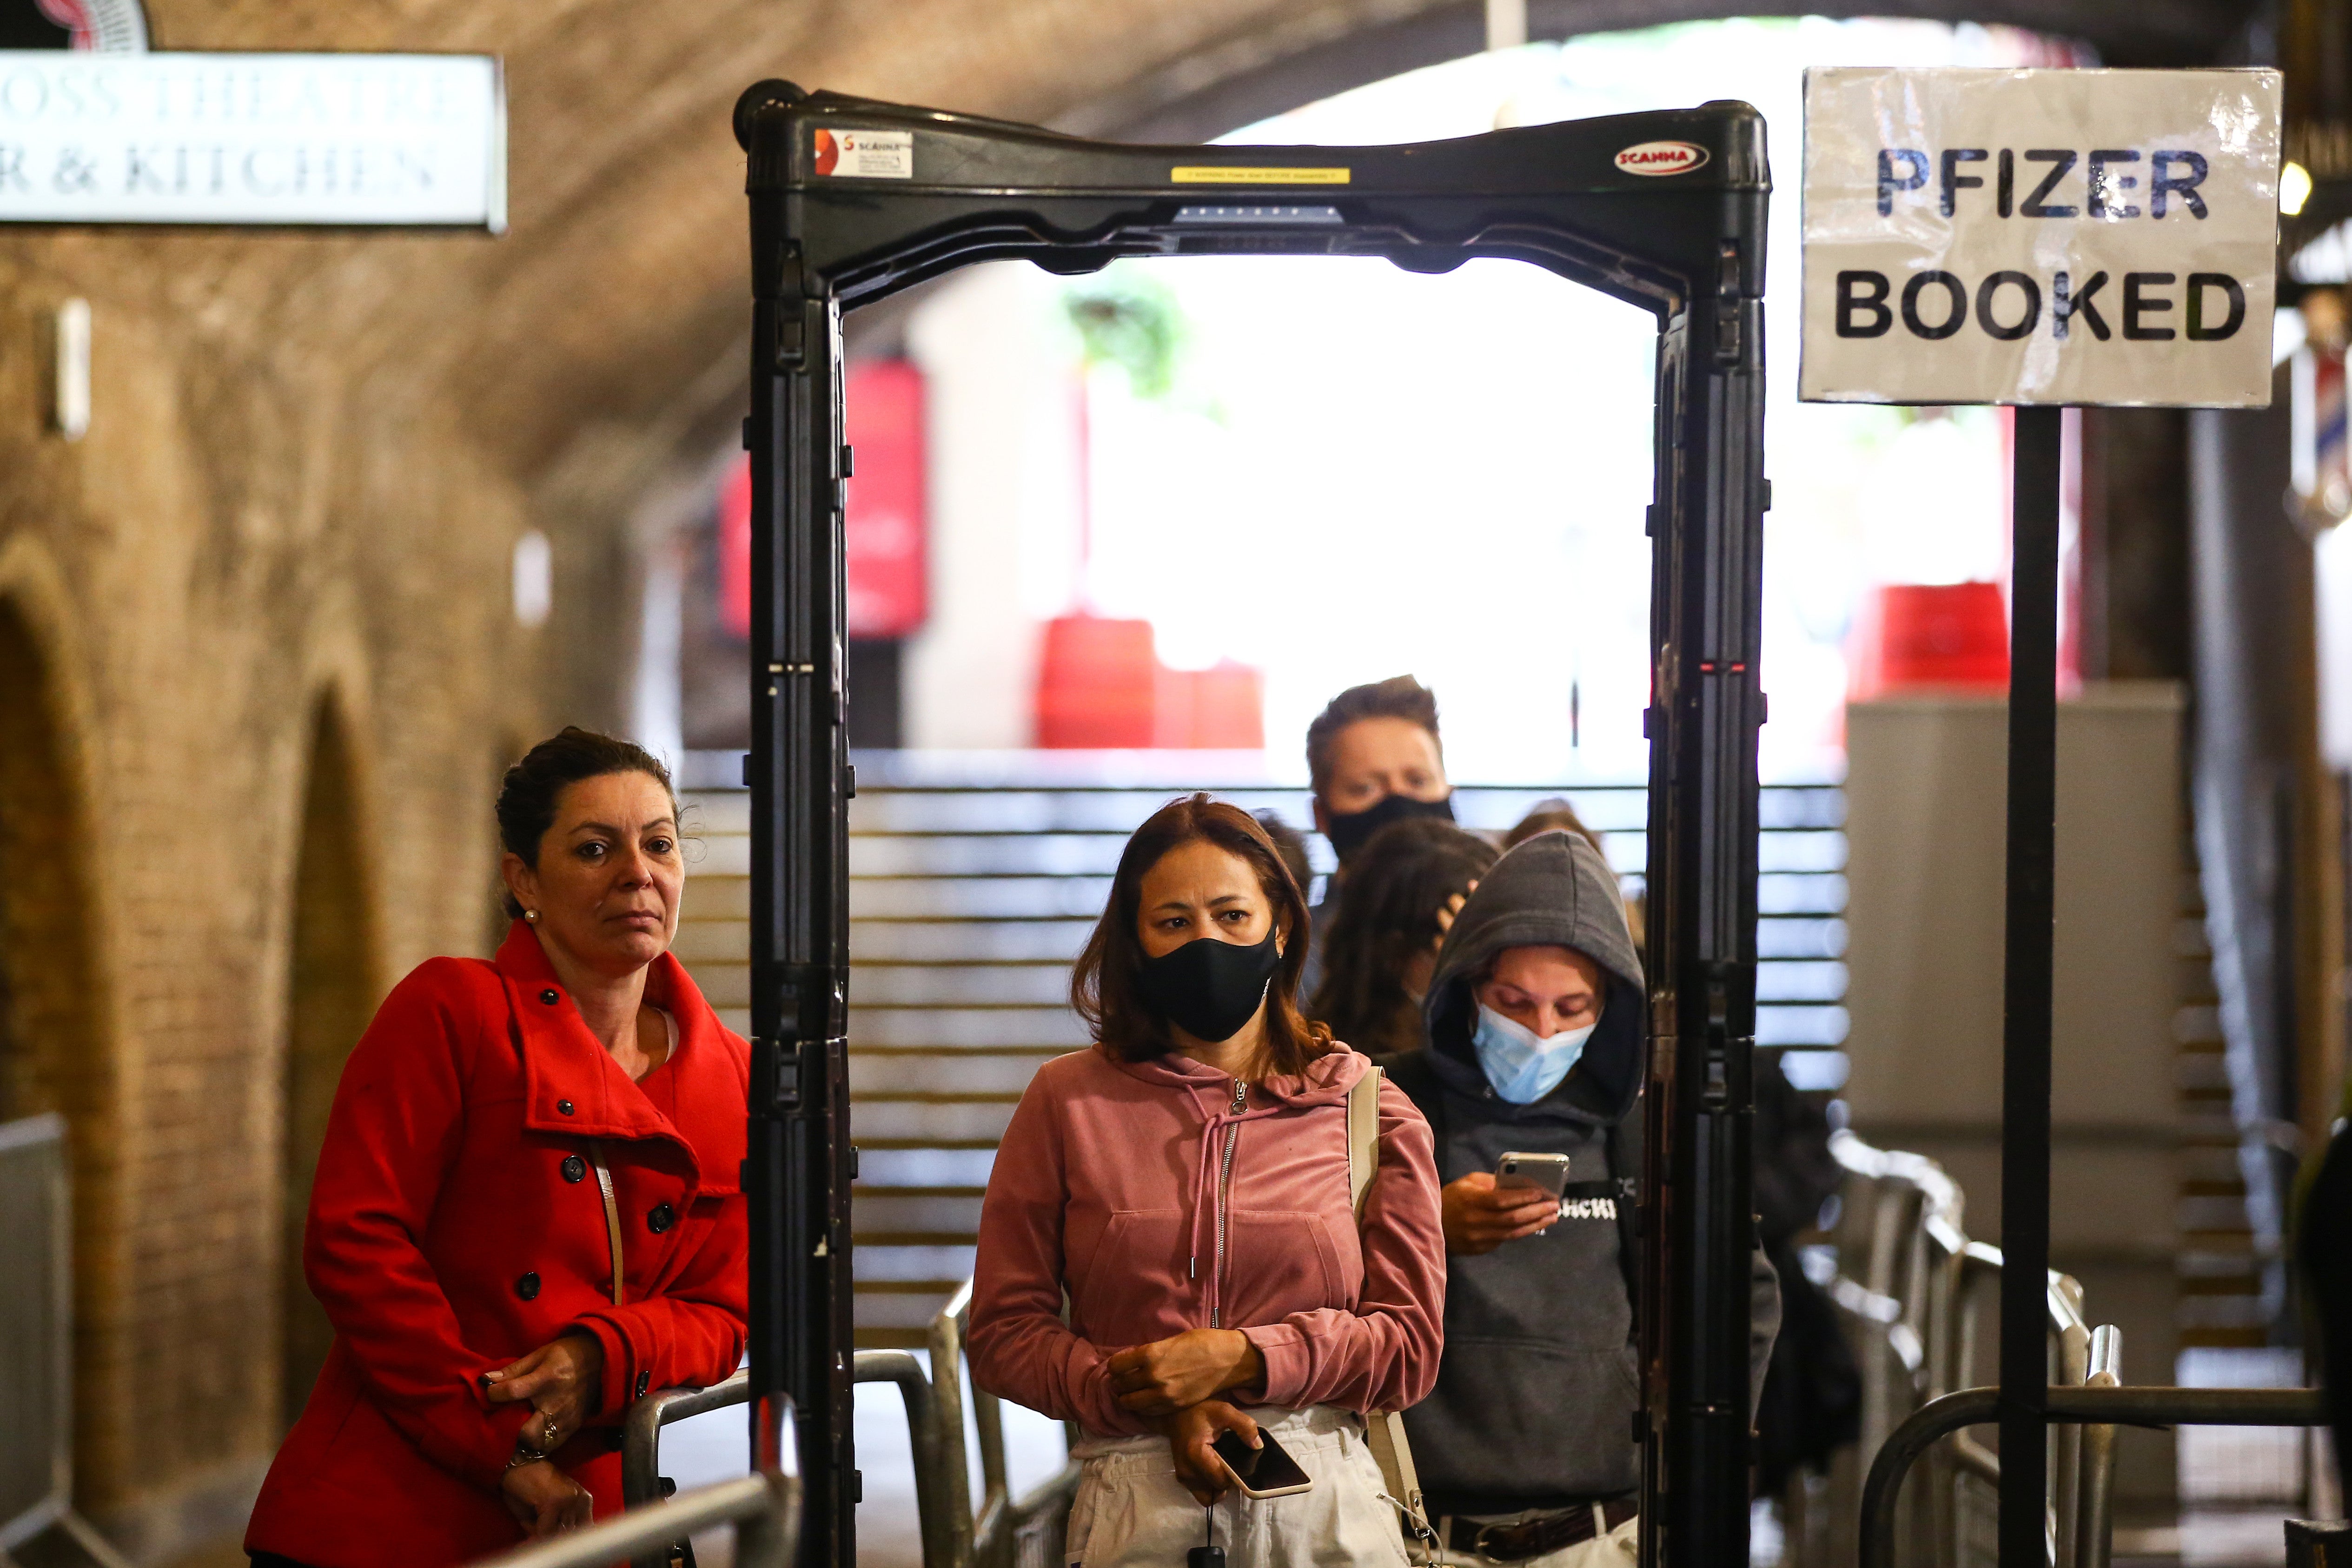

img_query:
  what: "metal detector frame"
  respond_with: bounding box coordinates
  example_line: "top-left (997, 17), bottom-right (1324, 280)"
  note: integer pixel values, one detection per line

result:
top-left (731, 81), bottom-right (1771, 1568)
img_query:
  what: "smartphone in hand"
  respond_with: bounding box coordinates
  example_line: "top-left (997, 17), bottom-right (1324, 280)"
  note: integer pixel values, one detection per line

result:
top-left (1210, 1428), bottom-right (1314, 1498)
top-left (1496, 1151), bottom-right (1573, 1203)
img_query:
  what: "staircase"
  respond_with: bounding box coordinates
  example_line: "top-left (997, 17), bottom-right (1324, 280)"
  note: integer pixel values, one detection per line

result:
top-left (2173, 852), bottom-right (2275, 1350)
top-left (673, 753), bottom-right (1851, 1348)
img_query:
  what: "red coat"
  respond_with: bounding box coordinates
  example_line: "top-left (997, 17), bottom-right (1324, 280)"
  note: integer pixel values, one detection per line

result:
top-left (246, 924), bottom-right (750, 1568)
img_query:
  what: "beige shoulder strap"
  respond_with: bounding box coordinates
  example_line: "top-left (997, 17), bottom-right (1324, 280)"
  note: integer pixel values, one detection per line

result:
top-left (1348, 1064), bottom-right (1382, 1215)
top-left (588, 1140), bottom-right (625, 1306)
top-left (1345, 1065), bottom-right (1435, 1554)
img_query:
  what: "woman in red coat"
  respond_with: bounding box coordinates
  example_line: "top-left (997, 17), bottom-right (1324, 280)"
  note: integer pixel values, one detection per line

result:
top-left (245, 728), bottom-right (750, 1567)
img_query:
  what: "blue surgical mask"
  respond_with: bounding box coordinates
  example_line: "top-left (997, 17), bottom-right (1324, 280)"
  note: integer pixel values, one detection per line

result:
top-left (1472, 1004), bottom-right (1597, 1104)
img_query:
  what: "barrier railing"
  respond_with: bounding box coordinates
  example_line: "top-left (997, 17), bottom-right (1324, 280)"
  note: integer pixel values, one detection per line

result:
top-left (623, 1353), bottom-right (945, 1568)
top-left (928, 1281), bottom-right (1084, 1568)
top-left (477, 1396), bottom-right (799, 1568)
top-left (622, 1282), bottom-right (1082, 1568)
top-left (0, 1114), bottom-right (130, 1568)
top-left (1857, 1385), bottom-right (2326, 1568)
top-left (1822, 1131), bottom-right (2328, 1568)
top-left (1822, 1131), bottom-right (2123, 1568)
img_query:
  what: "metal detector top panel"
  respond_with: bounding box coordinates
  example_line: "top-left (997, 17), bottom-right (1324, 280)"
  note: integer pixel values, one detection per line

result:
top-left (739, 88), bottom-right (1769, 313)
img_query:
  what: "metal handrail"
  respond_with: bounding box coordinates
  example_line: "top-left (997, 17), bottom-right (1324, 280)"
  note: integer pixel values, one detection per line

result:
top-left (475, 1472), bottom-right (799, 1568)
top-left (475, 1397), bottom-right (800, 1568)
top-left (927, 1278), bottom-right (1086, 1568)
top-left (622, 1352), bottom-right (946, 1568)
top-left (1857, 1384), bottom-right (2327, 1568)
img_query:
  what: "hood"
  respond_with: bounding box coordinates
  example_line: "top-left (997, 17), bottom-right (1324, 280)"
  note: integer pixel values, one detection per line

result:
top-left (1421, 830), bottom-right (1645, 1123)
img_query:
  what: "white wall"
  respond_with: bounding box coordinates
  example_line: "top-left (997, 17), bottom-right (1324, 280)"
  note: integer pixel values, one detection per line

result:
top-left (902, 264), bottom-right (1083, 749)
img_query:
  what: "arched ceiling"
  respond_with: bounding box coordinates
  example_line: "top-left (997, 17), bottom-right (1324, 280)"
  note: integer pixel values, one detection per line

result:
top-left (33, 0), bottom-right (2267, 555)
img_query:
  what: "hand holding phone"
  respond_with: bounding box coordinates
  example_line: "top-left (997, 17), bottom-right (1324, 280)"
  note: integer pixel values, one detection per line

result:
top-left (1441, 1160), bottom-right (1566, 1255)
top-left (1496, 1151), bottom-right (1573, 1202)
top-left (1211, 1426), bottom-right (1314, 1498)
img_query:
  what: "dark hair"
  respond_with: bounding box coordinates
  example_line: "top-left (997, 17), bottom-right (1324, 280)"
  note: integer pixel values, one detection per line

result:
top-left (496, 728), bottom-right (679, 918)
top-left (1308, 817), bottom-right (1497, 1056)
top-left (1073, 793), bottom-right (1331, 1075)
top-left (1254, 810), bottom-right (1314, 900)
top-left (1504, 798), bottom-right (1609, 859)
top-left (1305, 675), bottom-right (1441, 795)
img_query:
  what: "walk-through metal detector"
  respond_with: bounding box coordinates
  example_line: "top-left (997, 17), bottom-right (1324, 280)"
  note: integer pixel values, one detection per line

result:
top-left (732, 80), bottom-right (1770, 1568)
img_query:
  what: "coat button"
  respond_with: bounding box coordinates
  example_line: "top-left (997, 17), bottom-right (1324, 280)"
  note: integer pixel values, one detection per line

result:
top-left (557, 1099), bottom-right (574, 1116)
top-left (516, 1271), bottom-right (541, 1301)
top-left (635, 1370), bottom-right (651, 1398)
top-left (541, 988), bottom-right (560, 1005)
top-left (647, 1203), bottom-right (676, 1234)
top-left (561, 1154), bottom-right (586, 1184)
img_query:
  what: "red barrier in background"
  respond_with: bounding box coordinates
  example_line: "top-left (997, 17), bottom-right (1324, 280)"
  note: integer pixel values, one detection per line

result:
top-left (1035, 615), bottom-right (1265, 749)
top-left (1848, 580), bottom-right (2010, 700)
top-left (722, 360), bottom-right (928, 640)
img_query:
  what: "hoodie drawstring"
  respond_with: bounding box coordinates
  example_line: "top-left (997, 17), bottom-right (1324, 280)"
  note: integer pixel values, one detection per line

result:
top-left (1182, 1078), bottom-right (1283, 1329)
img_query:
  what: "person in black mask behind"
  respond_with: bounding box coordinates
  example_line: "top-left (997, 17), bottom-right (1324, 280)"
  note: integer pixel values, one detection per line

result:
top-left (1300, 676), bottom-right (1457, 999)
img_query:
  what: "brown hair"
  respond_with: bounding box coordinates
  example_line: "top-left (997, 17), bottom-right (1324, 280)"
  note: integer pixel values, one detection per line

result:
top-left (1504, 798), bottom-right (1609, 859)
top-left (1309, 817), bottom-right (1497, 1056)
top-left (1305, 675), bottom-right (1441, 795)
top-left (1073, 793), bottom-right (1331, 1075)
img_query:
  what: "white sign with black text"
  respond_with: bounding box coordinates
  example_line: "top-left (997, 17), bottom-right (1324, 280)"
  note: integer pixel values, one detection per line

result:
top-left (0, 51), bottom-right (504, 228)
top-left (1800, 67), bottom-right (2279, 407)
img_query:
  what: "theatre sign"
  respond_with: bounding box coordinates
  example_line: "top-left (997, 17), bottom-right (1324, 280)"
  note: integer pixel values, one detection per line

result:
top-left (1801, 67), bottom-right (2280, 406)
top-left (0, 51), bottom-right (504, 229)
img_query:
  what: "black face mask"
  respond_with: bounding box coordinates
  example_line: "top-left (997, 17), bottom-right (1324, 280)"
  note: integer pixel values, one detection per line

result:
top-left (1134, 932), bottom-right (1282, 1044)
top-left (1324, 790), bottom-right (1456, 863)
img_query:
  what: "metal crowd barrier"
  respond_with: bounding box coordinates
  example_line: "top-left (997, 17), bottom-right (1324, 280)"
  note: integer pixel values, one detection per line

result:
top-left (1821, 1131), bottom-right (2122, 1568)
top-left (928, 1281), bottom-right (1084, 1568)
top-left (621, 1282), bottom-right (1082, 1568)
top-left (476, 1395), bottom-right (800, 1568)
top-left (1857, 1384), bottom-right (2327, 1568)
top-left (0, 1114), bottom-right (131, 1568)
top-left (1820, 1131), bottom-right (2328, 1568)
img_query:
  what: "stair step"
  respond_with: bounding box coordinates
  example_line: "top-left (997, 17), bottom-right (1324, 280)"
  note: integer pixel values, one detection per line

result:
top-left (850, 965), bottom-right (1073, 1007)
top-left (851, 1100), bottom-right (1020, 1143)
top-left (854, 1194), bottom-right (987, 1234)
top-left (848, 1008), bottom-right (1091, 1050)
top-left (853, 1052), bottom-right (1063, 1094)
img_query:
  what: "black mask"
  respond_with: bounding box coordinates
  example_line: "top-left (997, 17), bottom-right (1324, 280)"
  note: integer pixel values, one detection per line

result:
top-left (1324, 791), bottom-right (1456, 863)
top-left (1135, 933), bottom-right (1282, 1044)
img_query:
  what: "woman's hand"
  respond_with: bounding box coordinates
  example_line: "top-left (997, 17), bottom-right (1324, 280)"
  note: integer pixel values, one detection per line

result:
top-left (484, 1334), bottom-right (606, 1454)
top-left (1441, 1171), bottom-right (1557, 1255)
top-left (1107, 1328), bottom-right (1263, 1416)
top-left (500, 1459), bottom-right (594, 1537)
top-left (1432, 883), bottom-right (1477, 949)
top-left (1156, 1400), bottom-right (1261, 1505)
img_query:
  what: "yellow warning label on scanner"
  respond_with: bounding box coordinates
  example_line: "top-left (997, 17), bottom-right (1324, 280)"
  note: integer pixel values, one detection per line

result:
top-left (1169, 165), bottom-right (1352, 185)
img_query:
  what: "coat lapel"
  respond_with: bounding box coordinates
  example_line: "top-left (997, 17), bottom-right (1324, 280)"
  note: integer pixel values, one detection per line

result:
top-left (494, 923), bottom-right (745, 1194)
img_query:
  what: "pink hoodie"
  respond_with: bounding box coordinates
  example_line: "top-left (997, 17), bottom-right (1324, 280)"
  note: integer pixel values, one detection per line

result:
top-left (969, 1042), bottom-right (1447, 1438)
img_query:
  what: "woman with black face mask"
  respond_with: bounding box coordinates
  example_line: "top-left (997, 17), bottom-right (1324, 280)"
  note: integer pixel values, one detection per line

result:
top-left (970, 794), bottom-right (1448, 1568)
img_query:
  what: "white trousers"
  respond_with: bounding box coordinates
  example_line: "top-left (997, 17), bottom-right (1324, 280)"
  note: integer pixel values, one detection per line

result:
top-left (1066, 1406), bottom-right (1411, 1568)
top-left (1433, 1509), bottom-right (1639, 1568)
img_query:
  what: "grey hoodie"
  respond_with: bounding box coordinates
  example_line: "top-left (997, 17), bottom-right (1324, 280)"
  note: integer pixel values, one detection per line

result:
top-left (1385, 830), bottom-right (1778, 1515)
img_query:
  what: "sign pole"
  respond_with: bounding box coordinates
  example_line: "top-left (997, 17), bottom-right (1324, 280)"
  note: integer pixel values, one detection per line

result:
top-left (1999, 402), bottom-right (2063, 1565)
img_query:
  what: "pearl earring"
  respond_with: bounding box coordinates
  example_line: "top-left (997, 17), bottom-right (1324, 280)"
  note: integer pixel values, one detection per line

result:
top-left (524, 909), bottom-right (540, 923)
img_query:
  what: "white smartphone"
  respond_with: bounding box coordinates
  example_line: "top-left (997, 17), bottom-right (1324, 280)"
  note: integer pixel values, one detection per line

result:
top-left (1496, 1151), bottom-right (1573, 1202)
top-left (1212, 1428), bottom-right (1314, 1498)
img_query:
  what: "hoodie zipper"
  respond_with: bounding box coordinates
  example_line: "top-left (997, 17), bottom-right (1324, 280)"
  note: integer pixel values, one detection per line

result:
top-left (1212, 1076), bottom-right (1247, 1329)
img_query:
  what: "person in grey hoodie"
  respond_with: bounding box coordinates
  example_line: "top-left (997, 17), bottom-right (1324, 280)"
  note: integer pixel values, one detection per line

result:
top-left (1378, 830), bottom-right (1779, 1566)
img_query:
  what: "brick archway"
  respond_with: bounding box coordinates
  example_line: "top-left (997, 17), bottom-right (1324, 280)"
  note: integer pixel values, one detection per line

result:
top-left (277, 695), bottom-right (381, 1429)
top-left (0, 592), bottom-right (121, 1506)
